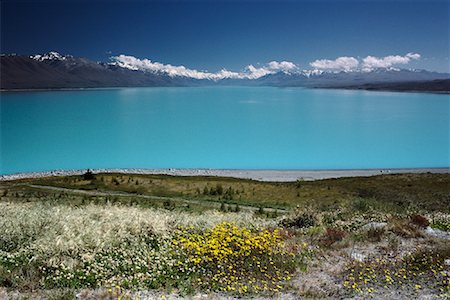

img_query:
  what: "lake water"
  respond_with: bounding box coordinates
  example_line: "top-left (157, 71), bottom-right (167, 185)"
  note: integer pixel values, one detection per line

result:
top-left (1, 87), bottom-right (449, 174)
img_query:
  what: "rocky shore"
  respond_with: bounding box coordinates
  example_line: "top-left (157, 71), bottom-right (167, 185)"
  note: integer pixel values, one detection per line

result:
top-left (1, 167), bottom-right (449, 182)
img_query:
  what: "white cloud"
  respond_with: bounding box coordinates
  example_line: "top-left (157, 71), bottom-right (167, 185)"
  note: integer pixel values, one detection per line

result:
top-left (361, 53), bottom-right (421, 71)
top-left (406, 53), bottom-right (421, 60)
top-left (241, 61), bottom-right (298, 79)
top-left (111, 55), bottom-right (298, 80)
top-left (111, 55), bottom-right (216, 79)
top-left (309, 53), bottom-right (421, 72)
top-left (309, 56), bottom-right (359, 72)
top-left (111, 52), bottom-right (422, 80)
top-left (267, 61), bottom-right (297, 72)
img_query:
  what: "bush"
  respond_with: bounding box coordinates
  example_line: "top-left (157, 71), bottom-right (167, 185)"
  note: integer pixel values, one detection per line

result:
top-left (353, 198), bottom-right (371, 212)
top-left (173, 222), bottom-right (302, 293)
top-left (208, 184), bottom-right (224, 196)
top-left (319, 228), bottom-right (346, 247)
top-left (281, 213), bottom-right (316, 229)
top-left (163, 199), bottom-right (175, 210)
top-left (390, 218), bottom-right (423, 238)
top-left (82, 169), bottom-right (95, 180)
top-left (216, 184), bottom-right (223, 195)
top-left (366, 227), bottom-right (385, 242)
top-left (203, 186), bottom-right (209, 195)
top-left (410, 214), bottom-right (430, 228)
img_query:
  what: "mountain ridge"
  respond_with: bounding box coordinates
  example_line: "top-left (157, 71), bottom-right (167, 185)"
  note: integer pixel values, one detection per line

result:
top-left (1, 52), bottom-right (449, 91)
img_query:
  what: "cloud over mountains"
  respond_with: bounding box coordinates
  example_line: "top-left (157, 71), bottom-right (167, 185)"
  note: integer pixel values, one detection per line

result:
top-left (361, 53), bottom-right (421, 71)
top-left (111, 55), bottom-right (298, 80)
top-left (310, 57), bottom-right (359, 72)
top-left (111, 52), bottom-right (421, 80)
top-left (310, 53), bottom-right (421, 72)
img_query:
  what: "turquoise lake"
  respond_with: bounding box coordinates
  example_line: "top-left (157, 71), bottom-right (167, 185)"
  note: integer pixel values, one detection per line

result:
top-left (1, 87), bottom-right (449, 174)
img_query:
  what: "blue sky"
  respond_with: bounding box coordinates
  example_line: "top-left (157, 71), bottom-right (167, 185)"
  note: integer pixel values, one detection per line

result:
top-left (1, 0), bottom-right (449, 73)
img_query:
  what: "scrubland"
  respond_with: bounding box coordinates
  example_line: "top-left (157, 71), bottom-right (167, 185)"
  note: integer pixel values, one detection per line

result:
top-left (0, 173), bottom-right (449, 299)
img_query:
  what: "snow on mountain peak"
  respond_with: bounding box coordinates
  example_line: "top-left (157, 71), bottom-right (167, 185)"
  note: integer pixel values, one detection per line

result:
top-left (31, 51), bottom-right (71, 61)
top-left (301, 69), bottom-right (324, 77)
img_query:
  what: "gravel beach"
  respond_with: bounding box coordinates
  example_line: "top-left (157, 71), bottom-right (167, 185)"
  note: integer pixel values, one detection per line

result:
top-left (1, 167), bottom-right (449, 182)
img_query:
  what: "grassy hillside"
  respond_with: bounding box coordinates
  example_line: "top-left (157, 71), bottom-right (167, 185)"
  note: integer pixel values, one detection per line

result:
top-left (5, 172), bottom-right (450, 212)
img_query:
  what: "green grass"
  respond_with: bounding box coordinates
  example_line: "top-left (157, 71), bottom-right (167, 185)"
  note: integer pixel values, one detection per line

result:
top-left (3, 173), bottom-right (450, 213)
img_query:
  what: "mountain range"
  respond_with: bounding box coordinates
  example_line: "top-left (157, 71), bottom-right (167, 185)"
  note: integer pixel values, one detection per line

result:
top-left (1, 52), bottom-right (449, 92)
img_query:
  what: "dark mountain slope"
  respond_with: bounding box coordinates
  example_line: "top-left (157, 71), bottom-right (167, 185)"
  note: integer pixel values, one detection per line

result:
top-left (336, 79), bottom-right (450, 92)
top-left (0, 55), bottom-right (176, 89)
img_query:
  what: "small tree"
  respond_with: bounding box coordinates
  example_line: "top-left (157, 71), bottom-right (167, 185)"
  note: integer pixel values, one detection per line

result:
top-left (203, 186), bottom-right (209, 195)
top-left (216, 184), bottom-right (224, 195)
top-left (83, 169), bottom-right (95, 180)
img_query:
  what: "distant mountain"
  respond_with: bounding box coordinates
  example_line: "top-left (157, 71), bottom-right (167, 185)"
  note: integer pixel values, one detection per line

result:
top-left (256, 71), bottom-right (308, 86)
top-left (1, 52), bottom-right (449, 92)
top-left (257, 68), bottom-right (450, 88)
top-left (333, 79), bottom-right (450, 93)
top-left (0, 52), bottom-right (178, 89)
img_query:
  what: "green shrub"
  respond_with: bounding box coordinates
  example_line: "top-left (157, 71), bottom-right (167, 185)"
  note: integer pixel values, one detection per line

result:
top-left (82, 170), bottom-right (95, 181)
top-left (353, 198), bottom-right (371, 212)
top-left (281, 213), bottom-right (316, 229)
top-left (366, 227), bottom-right (385, 242)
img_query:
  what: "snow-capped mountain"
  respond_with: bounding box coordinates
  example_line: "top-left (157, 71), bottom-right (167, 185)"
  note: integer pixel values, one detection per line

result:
top-left (1, 52), bottom-right (182, 89)
top-left (30, 51), bottom-right (72, 61)
top-left (259, 68), bottom-right (450, 87)
top-left (1, 52), bottom-right (449, 91)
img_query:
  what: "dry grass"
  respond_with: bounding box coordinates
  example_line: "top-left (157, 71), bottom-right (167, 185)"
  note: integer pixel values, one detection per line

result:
top-left (0, 202), bottom-right (277, 258)
top-left (16, 173), bottom-right (448, 212)
top-left (1, 173), bottom-right (450, 298)
top-left (0, 201), bottom-right (286, 292)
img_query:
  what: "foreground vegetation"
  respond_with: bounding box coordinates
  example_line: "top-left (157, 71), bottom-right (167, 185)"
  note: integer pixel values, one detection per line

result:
top-left (0, 173), bottom-right (449, 299)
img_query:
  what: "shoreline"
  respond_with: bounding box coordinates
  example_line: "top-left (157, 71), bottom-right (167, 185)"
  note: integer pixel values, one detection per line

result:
top-left (0, 86), bottom-right (149, 93)
top-left (311, 86), bottom-right (450, 95)
top-left (1, 167), bottom-right (449, 182)
top-left (2, 85), bottom-right (449, 95)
